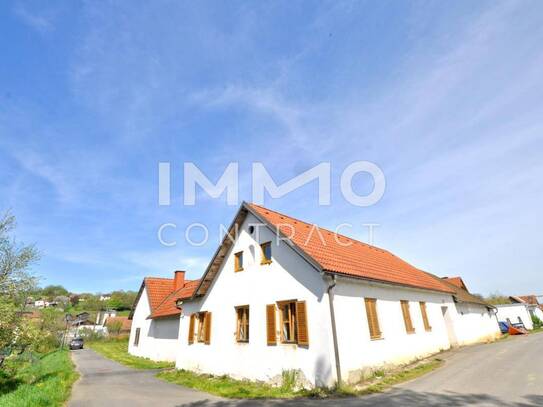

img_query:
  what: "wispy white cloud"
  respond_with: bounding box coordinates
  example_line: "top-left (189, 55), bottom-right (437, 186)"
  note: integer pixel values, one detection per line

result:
top-left (13, 2), bottom-right (54, 34)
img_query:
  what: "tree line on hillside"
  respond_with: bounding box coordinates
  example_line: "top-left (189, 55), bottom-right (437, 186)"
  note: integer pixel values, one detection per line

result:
top-left (29, 285), bottom-right (137, 311)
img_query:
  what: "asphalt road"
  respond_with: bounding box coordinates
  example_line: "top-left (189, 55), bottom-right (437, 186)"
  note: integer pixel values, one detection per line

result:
top-left (69, 349), bottom-right (220, 407)
top-left (70, 333), bottom-right (543, 406)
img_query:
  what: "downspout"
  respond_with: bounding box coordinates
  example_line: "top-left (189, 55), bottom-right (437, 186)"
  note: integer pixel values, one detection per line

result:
top-left (326, 273), bottom-right (342, 387)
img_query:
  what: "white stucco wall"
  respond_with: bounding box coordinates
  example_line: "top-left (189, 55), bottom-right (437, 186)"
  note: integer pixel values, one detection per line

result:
top-left (496, 304), bottom-right (534, 330)
top-left (332, 279), bottom-right (455, 383)
top-left (128, 287), bottom-right (180, 361)
top-left (175, 213), bottom-right (335, 387)
top-left (449, 303), bottom-right (501, 345)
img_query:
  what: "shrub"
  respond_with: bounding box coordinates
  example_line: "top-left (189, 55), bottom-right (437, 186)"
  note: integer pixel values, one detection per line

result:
top-left (532, 314), bottom-right (542, 329)
top-left (280, 369), bottom-right (299, 392)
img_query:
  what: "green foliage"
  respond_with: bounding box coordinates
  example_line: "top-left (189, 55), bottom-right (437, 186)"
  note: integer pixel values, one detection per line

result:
top-left (87, 338), bottom-right (173, 369)
top-left (39, 285), bottom-right (69, 301)
top-left (107, 290), bottom-right (137, 311)
top-left (106, 320), bottom-right (123, 336)
top-left (485, 292), bottom-right (512, 305)
top-left (0, 350), bottom-right (78, 406)
top-left (532, 314), bottom-right (543, 329)
top-left (280, 369), bottom-right (299, 392)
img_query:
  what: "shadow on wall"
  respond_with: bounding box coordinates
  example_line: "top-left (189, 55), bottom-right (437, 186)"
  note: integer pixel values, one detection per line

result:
top-left (176, 390), bottom-right (543, 407)
top-left (149, 319), bottom-right (179, 340)
top-left (314, 354), bottom-right (332, 388)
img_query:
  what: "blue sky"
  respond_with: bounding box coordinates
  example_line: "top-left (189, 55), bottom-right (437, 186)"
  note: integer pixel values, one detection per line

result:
top-left (1, 1), bottom-right (542, 296)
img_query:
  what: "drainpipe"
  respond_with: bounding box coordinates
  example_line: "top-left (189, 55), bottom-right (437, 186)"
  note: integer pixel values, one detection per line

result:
top-left (326, 274), bottom-right (342, 387)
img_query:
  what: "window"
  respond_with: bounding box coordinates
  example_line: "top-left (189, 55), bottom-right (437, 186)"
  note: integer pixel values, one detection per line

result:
top-left (234, 251), bottom-right (244, 272)
top-left (134, 327), bottom-right (140, 346)
top-left (236, 306), bottom-right (250, 342)
top-left (400, 300), bottom-right (415, 334)
top-left (419, 302), bottom-right (432, 331)
top-left (260, 241), bottom-right (272, 265)
top-left (365, 298), bottom-right (381, 339)
top-left (188, 312), bottom-right (212, 345)
top-left (276, 300), bottom-right (309, 345)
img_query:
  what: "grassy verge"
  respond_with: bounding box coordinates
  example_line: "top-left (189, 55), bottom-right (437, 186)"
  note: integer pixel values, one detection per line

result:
top-left (0, 350), bottom-right (78, 407)
top-left (157, 358), bottom-right (443, 399)
top-left (87, 338), bottom-right (174, 369)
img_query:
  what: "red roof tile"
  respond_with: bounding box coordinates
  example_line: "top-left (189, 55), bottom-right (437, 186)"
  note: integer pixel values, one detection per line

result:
top-left (442, 277), bottom-right (468, 291)
top-left (144, 277), bottom-right (175, 311)
top-left (247, 203), bottom-right (453, 294)
top-left (150, 280), bottom-right (201, 319)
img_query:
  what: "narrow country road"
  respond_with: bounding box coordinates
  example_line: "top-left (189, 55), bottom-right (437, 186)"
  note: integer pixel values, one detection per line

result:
top-left (69, 349), bottom-right (220, 407)
top-left (70, 333), bottom-right (543, 406)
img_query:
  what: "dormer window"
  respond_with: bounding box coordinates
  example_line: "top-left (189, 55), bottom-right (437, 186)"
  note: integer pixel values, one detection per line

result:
top-left (260, 242), bottom-right (272, 265)
top-left (234, 251), bottom-right (244, 272)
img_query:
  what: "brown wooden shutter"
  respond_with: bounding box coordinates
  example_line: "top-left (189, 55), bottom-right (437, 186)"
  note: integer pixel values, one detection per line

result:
top-left (204, 312), bottom-right (212, 344)
top-left (420, 302), bottom-right (432, 331)
top-left (296, 301), bottom-right (309, 346)
top-left (188, 314), bottom-right (195, 344)
top-left (266, 304), bottom-right (276, 345)
top-left (365, 298), bottom-right (381, 339)
top-left (401, 300), bottom-right (415, 334)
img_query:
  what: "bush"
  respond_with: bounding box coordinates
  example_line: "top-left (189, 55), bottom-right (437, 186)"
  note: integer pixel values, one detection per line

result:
top-left (532, 314), bottom-right (542, 329)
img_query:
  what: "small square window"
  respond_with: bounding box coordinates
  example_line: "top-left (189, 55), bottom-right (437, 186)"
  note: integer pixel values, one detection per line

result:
top-left (260, 242), bottom-right (272, 265)
top-left (234, 251), bottom-right (244, 272)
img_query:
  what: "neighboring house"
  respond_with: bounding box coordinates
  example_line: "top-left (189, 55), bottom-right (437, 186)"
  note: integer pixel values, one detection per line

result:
top-left (96, 310), bottom-right (117, 326)
top-left (34, 300), bottom-right (45, 308)
top-left (104, 316), bottom-right (132, 334)
top-left (170, 202), bottom-right (498, 387)
top-left (495, 302), bottom-right (534, 330)
top-left (128, 271), bottom-right (199, 362)
top-left (100, 294), bottom-right (111, 301)
top-left (509, 295), bottom-right (543, 322)
top-left (439, 277), bottom-right (500, 346)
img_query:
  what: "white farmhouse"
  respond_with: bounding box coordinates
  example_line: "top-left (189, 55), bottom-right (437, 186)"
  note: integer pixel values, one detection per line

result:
top-left (510, 295), bottom-right (543, 323)
top-left (495, 303), bottom-right (534, 330)
top-left (128, 271), bottom-right (199, 361)
top-left (164, 202), bottom-right (500, 387)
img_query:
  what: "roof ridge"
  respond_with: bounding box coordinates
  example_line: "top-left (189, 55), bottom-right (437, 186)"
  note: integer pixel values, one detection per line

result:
top-left (248, 203), bottom-right (389, 253)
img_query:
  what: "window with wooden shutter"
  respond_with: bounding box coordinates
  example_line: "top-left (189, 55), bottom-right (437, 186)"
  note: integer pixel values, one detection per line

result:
top-left (296, 301), bottom-right (309, 346)
top-left (188, 314), bottom-right (195, 344)
top-left (364, 298), bottom-right (381, 339)
top-left (266, 304), bottom-right (277, 345)
top-left (278, 301), bottom-right (297, 343)
top-left (134, 328), bottom-right (140, 346)
top-left (204, 312), bottom-right (212, 344)
top-left (401, 300), bottom-right (415, 334)
top-left (234, 251), bottom-right (244, 272)
top-left (419, 302), bottom-right (432, 331)
top-left (236, 306), bottom-right (249, 342)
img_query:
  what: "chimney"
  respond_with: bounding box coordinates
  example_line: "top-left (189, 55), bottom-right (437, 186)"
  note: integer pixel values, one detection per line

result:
top-left (173, 270), bottom-right (185, 291)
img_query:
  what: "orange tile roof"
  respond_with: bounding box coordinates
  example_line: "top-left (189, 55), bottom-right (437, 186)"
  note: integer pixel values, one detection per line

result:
top-left (442, 277), bottom-right (468, 291)
top-left (518, 295), bottom-right (540, 305)
top-left (144, 277), bottom-right (175, 311)
top-left (247, 203), bottom-right (453, 294)
top-left (150, 280), bottom-right (200, 319)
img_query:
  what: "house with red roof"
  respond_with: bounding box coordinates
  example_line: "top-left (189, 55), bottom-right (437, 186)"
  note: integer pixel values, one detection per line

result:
top-left (157, 202), bottom-right (500, 386)
top-left (128, 271), bottom-right (199, 361)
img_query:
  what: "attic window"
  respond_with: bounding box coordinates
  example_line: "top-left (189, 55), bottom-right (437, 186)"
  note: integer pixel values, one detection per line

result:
top-left (248, 225), bottom-right (255, 234)
top-left (260, 242), bottom-right (272, 265)
top-left (234, 251), bottom-right (244, 272)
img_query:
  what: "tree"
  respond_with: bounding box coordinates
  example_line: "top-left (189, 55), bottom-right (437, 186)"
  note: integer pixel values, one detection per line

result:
top-left (107, 290), bottom-right (137, 310)
top-left (40, 285), bottom-right (69, 300)
top-left (485, 292), bottom-right (512, 305)
top-left (0, 211), bottom-right (41, 366)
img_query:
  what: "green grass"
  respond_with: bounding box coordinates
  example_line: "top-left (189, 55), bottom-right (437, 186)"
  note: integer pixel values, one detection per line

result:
top-left (87, 338), bottom-right (174, 369)
top-left (0, 350), bottom-right (78, 407)
top-left (157, 369), bottom-right (302, 398)
top-left (157, 359), bottom-right (444, 399)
